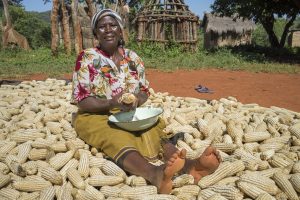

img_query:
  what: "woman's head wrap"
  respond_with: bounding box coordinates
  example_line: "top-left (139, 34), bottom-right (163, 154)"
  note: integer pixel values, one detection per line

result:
top-left (91, 9), bottom-right (124, 34)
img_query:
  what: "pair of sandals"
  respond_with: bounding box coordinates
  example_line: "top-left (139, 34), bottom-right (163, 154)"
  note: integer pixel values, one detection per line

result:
top-left (195, 85), bottom-right (214, 93)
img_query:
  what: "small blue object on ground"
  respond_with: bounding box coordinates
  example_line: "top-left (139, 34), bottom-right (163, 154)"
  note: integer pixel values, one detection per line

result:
top-left (195, 85), bottom-right (214, 93)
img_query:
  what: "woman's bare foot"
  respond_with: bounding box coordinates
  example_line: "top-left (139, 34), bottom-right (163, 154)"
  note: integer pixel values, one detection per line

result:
top-left (158, 149), bottom-right (186, 194)
top-left (184, 146), bottom-right (221, 184)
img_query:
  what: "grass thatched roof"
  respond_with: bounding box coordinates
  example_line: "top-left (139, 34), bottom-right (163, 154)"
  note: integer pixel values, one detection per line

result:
top-left (202, 13), bottom-right (256, 35)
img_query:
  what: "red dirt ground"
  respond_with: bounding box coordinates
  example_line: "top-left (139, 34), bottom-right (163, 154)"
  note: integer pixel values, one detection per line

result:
top-left (16, 69), bottom-right (300, 113)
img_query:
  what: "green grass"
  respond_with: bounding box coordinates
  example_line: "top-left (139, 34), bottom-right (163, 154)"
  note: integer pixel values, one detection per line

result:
top-left (0, 44), bottom-right (299, 79)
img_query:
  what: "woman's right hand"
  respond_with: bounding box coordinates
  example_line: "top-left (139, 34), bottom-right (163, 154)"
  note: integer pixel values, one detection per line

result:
top-left (110, 92), bottom-right (137, 112)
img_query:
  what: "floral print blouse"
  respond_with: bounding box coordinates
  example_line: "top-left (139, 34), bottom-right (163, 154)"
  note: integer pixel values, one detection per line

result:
top-left (71, 47), bottom-right (149, 104)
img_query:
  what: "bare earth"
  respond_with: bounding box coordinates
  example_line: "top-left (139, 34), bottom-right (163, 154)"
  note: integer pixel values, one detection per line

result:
top-left (17, 69), bottom-right (300, 113)
top-left (145, 69), bottom-right (300, 113)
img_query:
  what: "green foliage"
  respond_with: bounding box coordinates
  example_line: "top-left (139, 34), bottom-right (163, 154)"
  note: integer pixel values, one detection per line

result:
top-left (7, 6), bottom-right (51, 49)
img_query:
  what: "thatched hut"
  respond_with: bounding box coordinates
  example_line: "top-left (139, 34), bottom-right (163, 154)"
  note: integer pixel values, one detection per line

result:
top-left (136, 0), bottom-right (199, 50)
top-left (201, 13), bottom-right (255, 49)
top-left (288, 29), bottom-right (300, 47)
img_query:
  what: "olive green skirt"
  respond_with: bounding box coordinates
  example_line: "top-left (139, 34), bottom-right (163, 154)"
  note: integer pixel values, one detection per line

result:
top-left (74, 112), bottom-right (167, 163)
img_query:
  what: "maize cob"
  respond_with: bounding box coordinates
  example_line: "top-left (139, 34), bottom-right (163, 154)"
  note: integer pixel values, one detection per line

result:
top-left (62, 131), bottom-right (77, 141)
top-left (89, 167), bottom-right (104, 176)
top-left (237, 181), bottom-right (267, 199)
top-left (102, 160), bottom-right (127, 179)
top-left (28, 148), bottom-right (49, 161)
top-left (120, 185), bottom-right (157, 199)
top-left (197, 188), bottom-right (216, 199)
top-left (0, 141), bottom-right (17, 155)
top-left (0, 188), bottom-right (20, 199)
top-left (39, 186), bottom-right (55, 200)
top-left (198, 161), bottom-right (232, 188)
top-left (255, 193), bottom-right (276, 200)
top-left (272, 172), bottom-right (299, 200)
top-left (88, 175), bottom-right (124, 186)
top-left (89, 157), bottom-right (105, 168)
top-left (126, 175), bottom-right (147, 187)
top-left (78, 150), bottom-right (90, 179)
top-left (50, 142), bottom-right (68, 153)
top-left (172, 174), bottom-right (194, 188)
top-left (41, 166), bottom-right (63, 185)
top-left (208, 184), bottom-right (244, 200)
top-left (66, 167), bottom-right (85, 190)
top-left (59, 158), bottom-right (79, 179)
top-left (12, 180), bottom-right (51, 192)
top-left (175, 193), bottom-right (196, 200)
top-left (288, 125), bottom-right (300, 139)
top-left (0, 174), bottom-right (11, 189)
top-left (215, 176), bottom-right (239, 186)
top-left (292, 161), bottom-right (300, 173)
top-left (269, 155), bottom-right (292, 168)
top-left (243, 132), bottom-right (271, 143)
top-left (85, 184), bottom-right (105, 200)
top-left (58, 182), bottom-right (73, 200)
top-left (17, 141), bottom-right (32, 164)
top-left (290, 173), bottom-right (300, 193)
top-left (49, 150), bottom-right (74, 170)
top-left (0, 162), bottom-right (9, 174)
top-left (142, 194), bottom-right (179, 200)
top-left (211, 143), bottom-right (237, 153)
top-left (31, 138), bottom-right (53, 149)
top-left (177, 140), bottom-right (193, 151)
top-left (100, 185), bottom-right (122, 198)
top-left (206, 193), bottom-right (227, 200)
top-left (171, 185), bottom-right (200, 196)
top-left (10, 131), bottom-right (45, 143)
top-left (239, 173), bottom-right (278, 195)
top-left (5, 155), bottom-right (26, 177)
top-left (18, 192), bottom-right (39, 200)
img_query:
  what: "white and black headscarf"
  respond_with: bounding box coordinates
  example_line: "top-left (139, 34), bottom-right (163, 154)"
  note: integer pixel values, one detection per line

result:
top-left (91, 9), bottom-right (124, 35)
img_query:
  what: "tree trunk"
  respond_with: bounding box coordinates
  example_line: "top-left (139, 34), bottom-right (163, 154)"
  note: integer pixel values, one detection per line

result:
top-left (279, 14), bottom-right (297, 47)
top-left (61, 0), bottom-right (72, 55)
top-left (85, 0), bottom-right (96, 19)
top-left (259, 15), bottom-right (280, 48)
top-left (2, 0), bottom-right (12, 28)
top-left (2, 0), bottom-right (30, 50)
top-left (51, 0), bottom-right (59, 56)
top-left (71, 0), bottom-right (83, 54)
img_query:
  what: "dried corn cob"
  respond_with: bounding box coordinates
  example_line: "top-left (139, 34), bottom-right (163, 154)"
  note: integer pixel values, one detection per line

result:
top-left (120, 185), bottom-right (157, 199)
top-left (172, 174), bottom-right (194, 188)
top-left (102, 160), bottom-right (127, 179)
top-left (41, 166), bottom-right (63, 185)
top-left (66, 167), bottom-right (85, 190)
top-left (0, 174), bottom-right (11, 189)
top-left (12, 180), bottom-right (51, 192)
top-left (85, 184), bottom-right (105, 200)
top-left (171, 185), bottom-right (200, 196)
top-left (290, 173), bottom-right (300, 193)
top-left (239, 173), bottom-right (278, 195)
top-left (0, 188), bottom-right (20, 199)
top-left (243, 132), bottom-right (271, 143)
top-left (0, 162), bottom-right (9, 174)
top-left (237, 181), bottom-right (267, 199)
top-left (100, 185), bottom-right (122, 198)
top-left (59, 158), bottom-right (79, 179)
top-left (88, 175), bottom-right (124, 186)
top-left (273, 172), bottom-right (299, 200)
top-left (78, 150), bottom-right (90, 179)
top-left (39, 186), bottom-right (55, 200)
top-left (208, 184), bottom-right (244, 200)
top-left (198, 162), bottom-right (232, 188)
top-left (49, 150), bottom-right (74, 170)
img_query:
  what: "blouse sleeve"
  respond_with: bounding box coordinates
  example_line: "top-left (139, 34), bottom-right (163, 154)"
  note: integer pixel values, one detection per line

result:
top-left (71, 50), bottom-right (92, 104)
top-left (130, 50), bottom-right (150, 96)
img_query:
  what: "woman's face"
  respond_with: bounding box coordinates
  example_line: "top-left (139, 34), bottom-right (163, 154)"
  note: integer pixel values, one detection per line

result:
top-left (95, 15), bottom-right (122, 49)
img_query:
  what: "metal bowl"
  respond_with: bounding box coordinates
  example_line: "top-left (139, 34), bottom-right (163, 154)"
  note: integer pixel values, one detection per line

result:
top-left (108, 107), bottom-right (163, 132)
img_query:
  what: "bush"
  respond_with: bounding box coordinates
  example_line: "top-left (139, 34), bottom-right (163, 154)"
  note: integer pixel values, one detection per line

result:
top-left (8, 5), bottom-right (51, 49)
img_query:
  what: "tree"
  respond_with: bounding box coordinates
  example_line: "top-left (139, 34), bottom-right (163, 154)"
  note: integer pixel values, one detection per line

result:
top-left (1, 0), bottom-right (30, 49)
top-left (51, 0), bottom-right (59, 56)
top-left (211, 0), bottom-right (300, 48)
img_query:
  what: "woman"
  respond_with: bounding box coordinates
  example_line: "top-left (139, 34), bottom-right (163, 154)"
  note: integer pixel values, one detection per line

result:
top-left (72, 9), bottom-right (221, 194)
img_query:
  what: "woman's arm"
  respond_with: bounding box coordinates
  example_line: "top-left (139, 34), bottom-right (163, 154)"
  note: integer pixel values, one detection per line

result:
top-left (78, 94), bottom-right (122, 113)
top-left (135, 90), bottom-right (148, 107)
